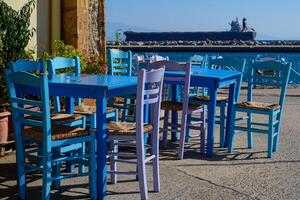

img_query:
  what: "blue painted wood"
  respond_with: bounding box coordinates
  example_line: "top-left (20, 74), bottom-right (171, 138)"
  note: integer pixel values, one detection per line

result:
top-left (10, 59), bottom-right (45, 73)
top-left (228, 60), bottom-right (291, 158)
top-left (5, 64), bottom-right (96, 199)
top-left (164, 66), bottom-right (241, 157)
top-left (107, 49), bottom-right (134, 121)
top-left (48, 56), bottom-right (118, 123)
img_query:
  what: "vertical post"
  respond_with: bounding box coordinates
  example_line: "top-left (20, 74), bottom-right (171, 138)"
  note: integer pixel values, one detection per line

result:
top-left (61, 0), bottom-right (89, 51)
top-left (88, 0), bottom-right (106, 65)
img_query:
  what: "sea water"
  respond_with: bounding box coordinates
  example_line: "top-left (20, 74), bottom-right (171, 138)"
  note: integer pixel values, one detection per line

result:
top-left (134, 52), bottom-right (300, 84)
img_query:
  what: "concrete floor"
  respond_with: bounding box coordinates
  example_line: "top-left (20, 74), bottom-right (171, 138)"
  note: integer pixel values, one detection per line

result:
top-left (0, 87), bottom-right (299, 200)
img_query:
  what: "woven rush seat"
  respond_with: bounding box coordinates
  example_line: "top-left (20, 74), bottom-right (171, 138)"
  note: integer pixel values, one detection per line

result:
top-left (236, 101), bottom-right (280, 111)
top-left (161, 101), bottom-right (202, 111)
top-left (191, 95), bottom-right (228, 102)
top-left (23, 125), bottom-right (90, 141)
top-left (107, 122), bottom-right (153, 136)
top-left (74, 104), bottom-right (116, 115)
top-left (27, 113), bottom-right (83, 124)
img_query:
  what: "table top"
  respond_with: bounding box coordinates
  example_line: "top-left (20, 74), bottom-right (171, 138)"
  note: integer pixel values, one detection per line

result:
top-left (165, 68), bottom-right (241, 81)
top-left (49, 74), bottom-right (138, 90)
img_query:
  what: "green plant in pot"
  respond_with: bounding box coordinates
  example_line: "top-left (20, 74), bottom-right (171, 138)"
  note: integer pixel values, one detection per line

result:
top-left (0, 0), bottom-right (35, 149)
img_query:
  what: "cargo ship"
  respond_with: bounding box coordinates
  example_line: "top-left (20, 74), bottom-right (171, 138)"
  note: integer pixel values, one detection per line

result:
top-left (124, 17), bottom-right (256, 42)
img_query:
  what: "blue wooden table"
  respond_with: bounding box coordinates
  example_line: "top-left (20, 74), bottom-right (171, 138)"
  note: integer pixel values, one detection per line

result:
top-left (165, 68), bottom-right (242, 157)
top-left (18, 73), bottom-right (137, 199)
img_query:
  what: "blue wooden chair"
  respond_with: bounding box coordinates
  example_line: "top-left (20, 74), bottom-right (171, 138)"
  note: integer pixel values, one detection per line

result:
top-left (149, 61), bottom-right (205, 159)
top-left (10, 59), bottom-right (88, 173)
top-left (107, 49), bottom-right (136, 121)
top-left (190, 57), bottom-right (246, 147)
top-left (106, 67), bottom-right (165, 200)
top-left (9, 59), bottom-right (86, 127)
top-left (228, 60), bottom-right (291, 158)
top-left (5, 69), bottom-right (96, 200)
top-left (48, 56), bottom-right (118, 125)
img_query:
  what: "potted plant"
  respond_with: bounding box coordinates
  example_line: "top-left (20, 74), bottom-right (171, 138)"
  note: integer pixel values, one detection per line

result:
top-left (0, 0), bottom-right (35, 150)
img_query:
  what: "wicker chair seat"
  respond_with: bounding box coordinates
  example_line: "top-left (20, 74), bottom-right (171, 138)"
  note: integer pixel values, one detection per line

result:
top-left (74, 104), bottom-right (116, 116)
top-left (27, 113), bottom-right (83, 124)
top-left (107, 122), bottom-right (153, 136)
top-left (191, 95), bottom-right (228, 102)
top-left (161, 101), bottom-right (203, 111)
top-left (23, 125), bottom-right (90, 141)
top-left (236, 101), bottom-right (280, 111)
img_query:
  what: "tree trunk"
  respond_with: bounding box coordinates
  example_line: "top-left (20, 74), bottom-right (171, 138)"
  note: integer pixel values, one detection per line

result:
top-left (88, 0), bottom-right (106, 64)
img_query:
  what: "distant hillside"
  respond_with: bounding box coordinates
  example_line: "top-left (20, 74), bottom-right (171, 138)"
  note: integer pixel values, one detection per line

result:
top-left (107, 22), bottom-right (158, 41)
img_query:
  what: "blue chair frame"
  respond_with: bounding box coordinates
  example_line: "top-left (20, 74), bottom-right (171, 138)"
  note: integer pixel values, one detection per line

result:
top-left (228, 60), bottom-right (291, 158)
top-left (5, 68), bottom-right (96, 199)
top-left (190, 57), bottom-right (246, 147)
top-left (48, 56), bottom-right (118, 124)
top-left (107, 49), bottom-right (135, 121)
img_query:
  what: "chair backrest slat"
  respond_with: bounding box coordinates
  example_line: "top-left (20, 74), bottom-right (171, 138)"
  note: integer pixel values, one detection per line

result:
top-left (13, 107), bottom-right (42, 117)
top-left (5, 66), bottom-right (51, 142)
top-left (136, 67), bottom-right (165, 138)
top-left (10, 59), bottom-right (45, 73)
top-left (48, 56), bottom-right (81, 112)
top-left (148, 60), bottom-right (191, 103)
top-left (11, 97), bottom-right (43, 107)
top-left (248, 60), bottom-right (291, 109)
top-left (20, 118), bottom-right (43, 127)
top-left (107, 49), bottom-right (132, 76)
top-left (48, 56), bottom-right (80, 74)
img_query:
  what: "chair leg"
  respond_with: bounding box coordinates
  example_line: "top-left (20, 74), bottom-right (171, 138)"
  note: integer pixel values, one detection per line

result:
top-left (42, 148), bottom-right (52, 200)
top-left (80, 118), bottom-right (87, 173)
top-left (228, 107), bottom-right (237, 153)
top-left (121, 97), bottom-right (129, 121)
top-left (268, 112), bottom-right (274, 158)
top-left (273, 113), bottom-right (281, 152)
top-left (247, 112), bottom-right (253, 149)
top-left (89, 134), bottom-right (96, 200)
top-left (219, 101), bottom-right (226, 147)
top-left (78, 143), bottom-right (86, 174)
top-left (162, 110), bottom-right (169, 149)
top-left (152, 128), bottom-right (160, 192)
top-left (200, 108), bottom-right (206, 155)
top-left (178, 111), bottom-right (188, 160)
top-left (52, 148), bottom-right (61, 190)
top-left (136, 134), bottom-right (148, 199)
top-left (114, 109), bottom-right (119, 122)
top-left (186, 114), bottom-right (191, 143)
top-left (16, 144), bottom-right (26, 200)
top-left (109, 140), bottom-right (118, 184)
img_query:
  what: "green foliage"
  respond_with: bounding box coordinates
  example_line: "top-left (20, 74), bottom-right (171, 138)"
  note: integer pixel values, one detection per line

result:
top-left (0, 0), bottom-right (36, 109)
top-left (0, 0), bottom-right (36, 64)
top-left (41, 40), bottom-right (107, 75)
top-left (41, 40), bottom-right (88, 73)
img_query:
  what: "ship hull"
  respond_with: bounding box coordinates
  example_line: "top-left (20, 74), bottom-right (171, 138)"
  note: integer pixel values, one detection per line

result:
top-left (124, 31), bottom-right (256, 42)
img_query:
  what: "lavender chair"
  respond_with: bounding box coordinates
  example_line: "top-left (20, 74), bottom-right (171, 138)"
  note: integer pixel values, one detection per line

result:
top-left (106, 67), bottom-right (165, 200)
top-left (149, 61), bottom-right (205, 160)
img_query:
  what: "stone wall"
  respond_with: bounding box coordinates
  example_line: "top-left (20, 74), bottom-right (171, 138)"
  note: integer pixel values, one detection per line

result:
top-left (88, 0), bottom-right (106, 63)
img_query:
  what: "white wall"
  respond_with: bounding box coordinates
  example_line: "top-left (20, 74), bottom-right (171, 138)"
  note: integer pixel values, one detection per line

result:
top-left (4, 0), bottom-right (51, 55)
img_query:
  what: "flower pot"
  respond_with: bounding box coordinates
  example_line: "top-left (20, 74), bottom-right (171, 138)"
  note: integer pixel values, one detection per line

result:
top-left (0, 111), bottom-right (11, 144)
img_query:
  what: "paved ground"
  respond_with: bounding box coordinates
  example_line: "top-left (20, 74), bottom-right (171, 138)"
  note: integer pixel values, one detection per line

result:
top-left (0, 87), bottom-right (299, 200)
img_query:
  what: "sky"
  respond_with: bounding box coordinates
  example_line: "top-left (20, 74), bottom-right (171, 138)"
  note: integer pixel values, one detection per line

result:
top-left (106, 0), bottom-right (300, 40)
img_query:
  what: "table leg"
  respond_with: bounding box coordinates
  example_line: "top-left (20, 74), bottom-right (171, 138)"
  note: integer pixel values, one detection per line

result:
top-left (225, 83), bottom-right (236, 146)
top-left (171, 84), bottom-right (179, 141)
top-left (96, 93), bottom-right (107, 200)
top-left (65, 97), bottom-right (75, 113)
top-left (207, 87), bottom-right (217, 157)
